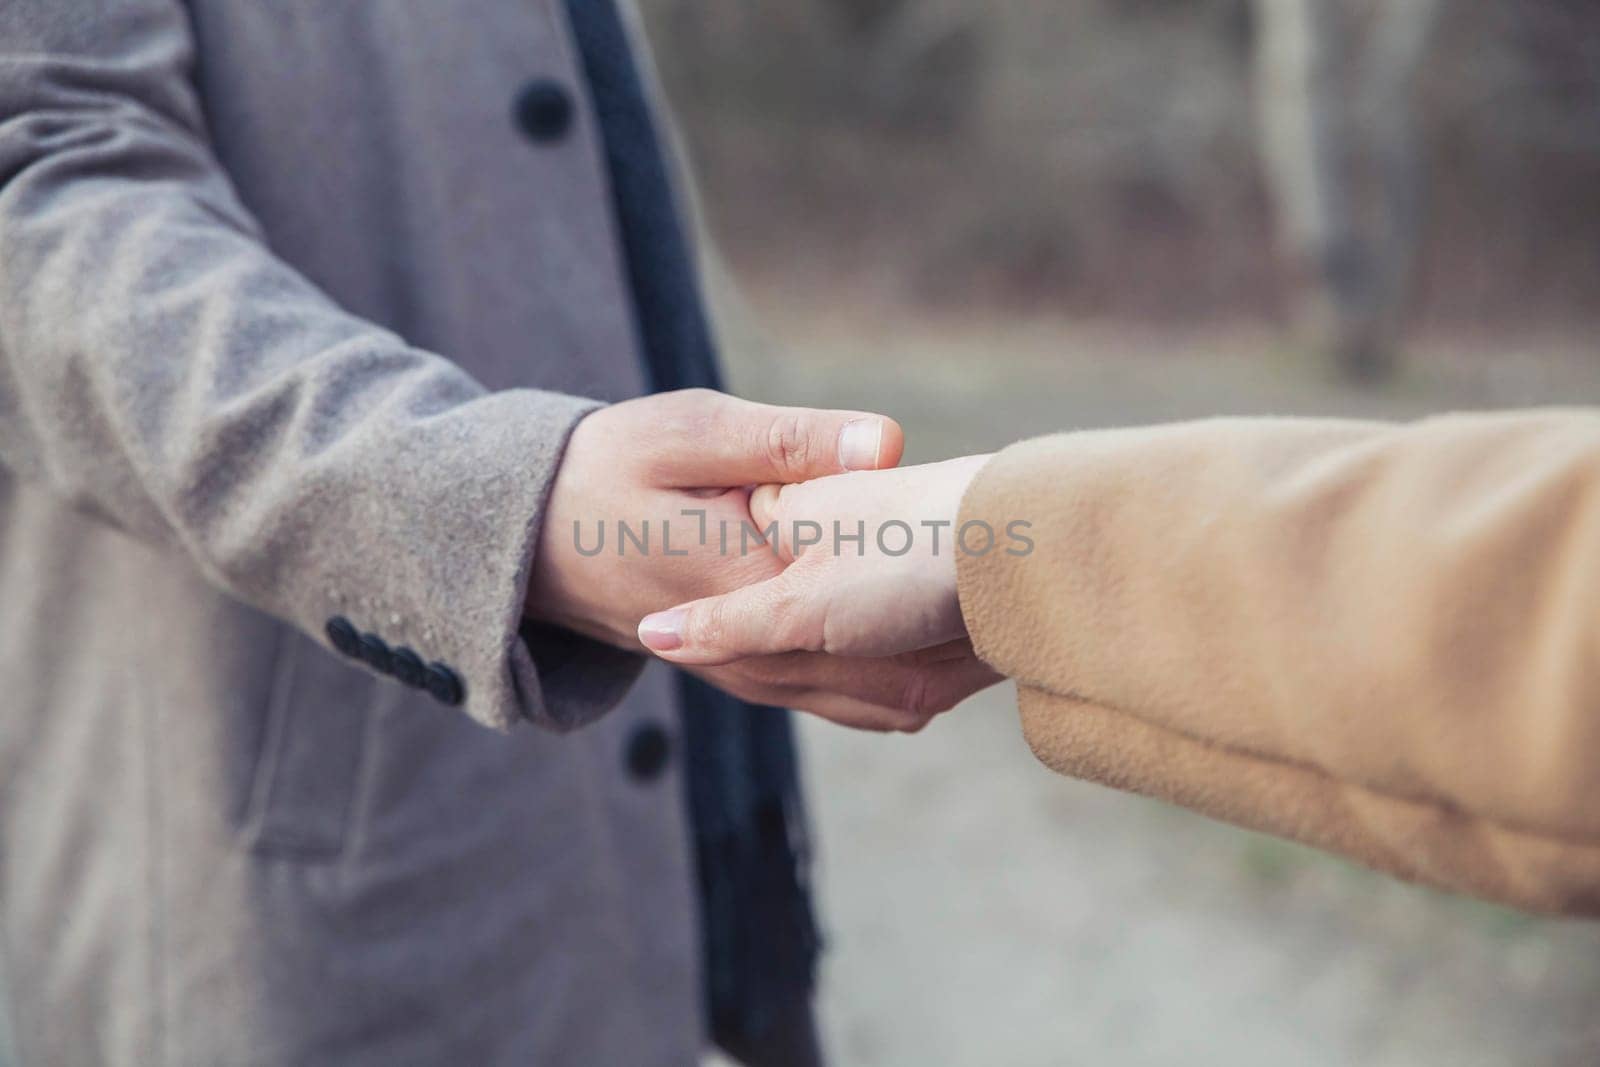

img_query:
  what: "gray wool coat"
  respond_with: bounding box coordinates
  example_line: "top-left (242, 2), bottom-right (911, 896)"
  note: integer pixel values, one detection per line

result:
top-left (0, 1), bottom-right (707, 1063)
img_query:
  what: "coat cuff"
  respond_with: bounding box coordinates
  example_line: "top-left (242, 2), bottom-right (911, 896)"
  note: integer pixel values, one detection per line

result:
top-left (301, 386), bottom-right (643, 732)
top-left (954, 445), bottom-right (1039, 685)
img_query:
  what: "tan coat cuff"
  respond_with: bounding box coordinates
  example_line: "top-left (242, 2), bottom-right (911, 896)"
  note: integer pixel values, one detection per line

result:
top-left (1017, 686), bottom-right (1600, 915)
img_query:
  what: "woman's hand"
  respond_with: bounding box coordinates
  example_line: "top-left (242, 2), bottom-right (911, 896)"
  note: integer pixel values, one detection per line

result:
top-left (637, 455), bottom-right (999, 664)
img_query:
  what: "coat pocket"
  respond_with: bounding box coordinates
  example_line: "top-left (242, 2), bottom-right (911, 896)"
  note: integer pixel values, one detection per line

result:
top-left (241, 631), bottom-right (379, 861)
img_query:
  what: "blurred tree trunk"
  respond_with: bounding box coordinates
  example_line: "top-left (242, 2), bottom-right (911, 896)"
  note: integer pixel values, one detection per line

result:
top-left (1254, 0), bottom-right (1440, 382)
top-left (1363, 0), bottom-right (1444, 356)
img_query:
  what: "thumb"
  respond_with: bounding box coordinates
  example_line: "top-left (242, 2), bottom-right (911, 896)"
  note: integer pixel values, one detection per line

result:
top-left (647, 389), bottom-right (903, 487)
top-left (636, 576), bottom-right (814, 666)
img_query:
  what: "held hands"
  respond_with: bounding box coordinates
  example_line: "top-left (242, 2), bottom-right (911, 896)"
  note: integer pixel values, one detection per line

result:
top-left (528, 390), bottom-right (998, 732)
top-left (638, 455), bottom-right (994, 662)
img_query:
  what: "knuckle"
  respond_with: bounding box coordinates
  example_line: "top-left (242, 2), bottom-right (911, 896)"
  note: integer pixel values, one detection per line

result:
top-left (897, 669), bottom-right (931, 718)
top-left (766, 582), bottom-right (804, 624)
top-left (764, 413), bottom-right (813, 478)
top-left (898, 667), bottom-right (955, 720)
top-left (894, 711), bottom-right (936, 735)
top-left (772, 611), bottom-right (820, 656)
top-left (689, 601), bottom-right (727, 652)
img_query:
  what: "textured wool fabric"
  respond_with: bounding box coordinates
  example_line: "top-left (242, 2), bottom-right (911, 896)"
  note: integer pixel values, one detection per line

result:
top-left (0, 0), bottom-right (641, 734)
top-left (958, 410), bottom-right (1600, 915)
top-left (0, 1), bottom-right (705, 1063)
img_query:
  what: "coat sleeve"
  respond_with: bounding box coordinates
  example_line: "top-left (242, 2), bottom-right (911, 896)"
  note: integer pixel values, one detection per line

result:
top-left (0, 0), bottom-right (644, 732)
top-left (956, 409), bottom-right (1600, 914)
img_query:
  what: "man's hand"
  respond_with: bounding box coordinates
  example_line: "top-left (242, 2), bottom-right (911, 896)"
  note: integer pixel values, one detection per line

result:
top-left (528, 389), bottom-right (995, 731)
top-left (634, 454), bottom-right (1004, 701)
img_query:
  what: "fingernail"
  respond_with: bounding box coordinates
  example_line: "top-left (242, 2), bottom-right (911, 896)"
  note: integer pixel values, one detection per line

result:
top-left (638, 609), bottom-right (686, 652)
top-left (839, 419), bottom-right (883, 471)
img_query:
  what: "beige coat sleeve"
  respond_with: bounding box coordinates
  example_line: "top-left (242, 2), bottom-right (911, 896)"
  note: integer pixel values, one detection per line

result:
top-left (956, 409), bottom-right (1600, 915)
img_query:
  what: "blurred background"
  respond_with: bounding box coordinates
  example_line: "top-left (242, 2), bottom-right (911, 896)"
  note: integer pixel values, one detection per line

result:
top-left (3, 4), bottom-right (1593, 1066)
top-left (636, 1), bottom-right (1600, 1065)
top-left (648, 0), bottom-right (1600, 379)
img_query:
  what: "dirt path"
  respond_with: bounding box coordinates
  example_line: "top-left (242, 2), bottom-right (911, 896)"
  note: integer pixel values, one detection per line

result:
top-left (725, 296), bottom-right (1600, 1067)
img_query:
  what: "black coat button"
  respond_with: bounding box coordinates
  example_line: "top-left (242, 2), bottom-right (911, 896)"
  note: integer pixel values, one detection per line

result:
top-left (425, 662), bottom-right (465, 706)
top-left (325, 616), bottom-right (360, 657)
top-left (513, 79), bottom-right (573, 142)
top-left (357, 633), bottom-right (394, 674)
top-left (390, 647), bottom-right (427, 689)
top-left (625, 722), bottom-right (672, 782)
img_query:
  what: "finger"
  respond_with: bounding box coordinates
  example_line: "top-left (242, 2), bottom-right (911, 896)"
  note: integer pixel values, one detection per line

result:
top-left (747, 482), bottom-right (797, 562)
top-left (637, 575), bottom-right (811, 666)
top-left (784, 692), bottom-right (940, 733)
top-left (902, 654), bottom-right (1005, 712)
top-left (698, 647), bottom-right (1002, 719)
top-left (792, 657), bottom-right (999, 728)
top-left (692, 678), bottom-right (934, 734)
top-left (645, 389), bottom-right (904, 487)
top-left (747, 482), bottom-right (784, 533)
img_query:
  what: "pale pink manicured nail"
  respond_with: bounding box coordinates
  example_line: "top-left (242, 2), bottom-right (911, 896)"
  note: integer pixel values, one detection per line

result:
top-left (638, 609), bottom-right (686, 652)
top-left (839, 419), bottom-right (883, 471)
